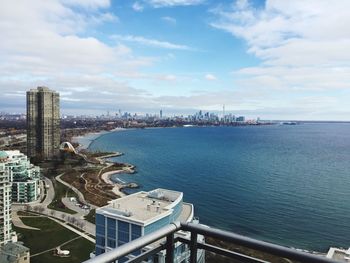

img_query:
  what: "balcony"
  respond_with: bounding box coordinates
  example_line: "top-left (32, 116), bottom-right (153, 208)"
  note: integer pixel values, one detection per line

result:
top-left (83, 222), bottom-right (338, 263)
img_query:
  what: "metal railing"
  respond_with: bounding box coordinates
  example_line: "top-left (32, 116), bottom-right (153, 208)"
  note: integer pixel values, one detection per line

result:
top-left (83, 221), bottom-right (338, 263)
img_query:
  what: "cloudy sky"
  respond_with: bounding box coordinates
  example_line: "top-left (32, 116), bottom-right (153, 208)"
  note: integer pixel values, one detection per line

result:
top-left (1, 0), bottom-right (350, 120)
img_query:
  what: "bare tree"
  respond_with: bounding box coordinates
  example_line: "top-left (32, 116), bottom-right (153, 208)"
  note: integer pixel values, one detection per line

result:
top-left (50, 210), bottom-right (56, 217)
top-left (38, 206), bottom-right (45, 214)
top-left (71, 217), bottom-right (77, 225)
top-left (61, 213), bottom-right (66, 221)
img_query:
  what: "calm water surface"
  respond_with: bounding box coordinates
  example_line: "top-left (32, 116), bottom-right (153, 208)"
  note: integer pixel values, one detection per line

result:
top-left (88, 124), bottom-right (350, 251)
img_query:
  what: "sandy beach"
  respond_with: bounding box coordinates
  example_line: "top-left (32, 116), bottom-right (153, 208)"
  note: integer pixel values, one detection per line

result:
top-left (101, 170), bottom-right (127, 197)
top-left (72, 128), bottom-right (125, 150)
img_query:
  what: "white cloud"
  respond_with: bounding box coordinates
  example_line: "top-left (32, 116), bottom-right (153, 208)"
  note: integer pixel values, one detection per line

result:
top-left (60, 0), bottom-right (111, 10)
top-left (162, 16), bottom-right (177, 24)
top-left (132, 2), bottom-right (144, 12)
top-left (205, 74), bottom-right (217, 81)
top-left (209, 0), bottom-right (350, 119)
top-left (158, 74), bottom-right (177, 81)
top-left (146, 0), bottom-right (204, 8)
top-left (211, 0), bottom-right (350, 67)
top-left (112, 35), bottom-right (193, 50)
top-left (0, 0), bottom-right (159, 113)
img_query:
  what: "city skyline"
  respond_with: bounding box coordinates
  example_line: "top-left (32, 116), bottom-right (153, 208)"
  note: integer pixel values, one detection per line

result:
top-left (1, 0), bottom-right (350, 120)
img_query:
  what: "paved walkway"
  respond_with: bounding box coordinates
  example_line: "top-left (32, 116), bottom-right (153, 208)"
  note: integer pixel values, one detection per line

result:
top-left (62, 197), bottom-right (90, 218)
top-left (56, 173), bottom-right (98, 209)
top-left (31, 236), bottom-right (82, 258)
top-left (15, 210), bottom-right (95, 243)
top-left (12, 211), bottom-right (40, 230)
top-left (12, 175), bottom-right (96, 236)
top-left (49, 217), bottom-right (95, 243)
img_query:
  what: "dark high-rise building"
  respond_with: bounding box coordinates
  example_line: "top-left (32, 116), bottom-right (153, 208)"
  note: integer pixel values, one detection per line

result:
top-left (26, 86), bottom-right (60, 160)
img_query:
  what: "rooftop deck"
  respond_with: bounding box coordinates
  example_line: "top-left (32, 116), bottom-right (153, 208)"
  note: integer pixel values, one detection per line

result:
top-left (98, 188), bottom-right (192, 224)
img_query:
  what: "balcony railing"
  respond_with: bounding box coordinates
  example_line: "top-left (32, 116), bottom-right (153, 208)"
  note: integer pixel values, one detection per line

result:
top-left (83, 222), bottom-right (338, 263)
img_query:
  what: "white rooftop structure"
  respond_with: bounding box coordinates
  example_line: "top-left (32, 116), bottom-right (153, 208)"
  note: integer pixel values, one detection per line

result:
top-left (97, 188), bottom-right (193, 225)
top-left (327, 247), bottom-right (350, 262)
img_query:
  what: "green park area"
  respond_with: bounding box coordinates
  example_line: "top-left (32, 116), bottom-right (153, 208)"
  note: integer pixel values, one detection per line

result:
top-left (48, 179), bottom-right (78, 214)
top-left (13, 216), bottom-right (94, 263)
top-left (84, 209), bottom-right (96, 224)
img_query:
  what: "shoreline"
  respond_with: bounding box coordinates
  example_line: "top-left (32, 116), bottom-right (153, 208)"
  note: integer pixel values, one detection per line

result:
top-left (72, 127), bottom-right (125, 150)
top-left (72, 128), bottom-right (138, 197)
top-left (100, 166), bottom-right (137, 197)
top-left (101, 170), bottom-right (126, 197)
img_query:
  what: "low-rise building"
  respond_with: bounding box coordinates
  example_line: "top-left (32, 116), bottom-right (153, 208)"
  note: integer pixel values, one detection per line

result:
top-left (0, 242), bottom-right (30, 263)
top-left (95, 188), bottom-right (205, 263)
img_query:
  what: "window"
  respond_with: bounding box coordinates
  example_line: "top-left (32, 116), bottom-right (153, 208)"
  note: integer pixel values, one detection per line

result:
top-left (96, 214), bottom-right (105, 227)
top-left (107, 238), bottom-right (116, 248)
top-left (131, 224), bottom-right (141, 240)
top-left (96, 235), bottom-right (105, 247)
top-left (118, 230), bottom-right (129, 242)
top-left (118, 220), bottom-right (129, 243)
top-left (95, 247), bottom-right (105, 256)
top-left (107, 218), bottom-right (116, 238)
top-left (96, 224), bottom-right (105, 236)
top-left (107, 217), bottom-right (116, 229)
top-left (118, 221), bottom-right (129, 232)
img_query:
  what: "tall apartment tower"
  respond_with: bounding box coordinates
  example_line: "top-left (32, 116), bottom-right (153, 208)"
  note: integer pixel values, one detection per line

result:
top-left (0, 151), bottom-right (13, 245)
top-left (27, 87), bottom-right (60, 160)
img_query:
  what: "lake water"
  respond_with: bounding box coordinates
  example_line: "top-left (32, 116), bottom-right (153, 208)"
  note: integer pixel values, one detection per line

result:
top-left (88, 124), bottom-right (350, 252)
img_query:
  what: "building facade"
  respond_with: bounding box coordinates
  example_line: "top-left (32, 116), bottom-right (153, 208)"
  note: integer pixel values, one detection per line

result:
top-left (95, 188), bottom-right (205, 263)
top-left (5, 151), bottom-right (40, 203)
top-left (0, 152), bottom-right (13, 245)
top-left (27, 86), bottom-right (60, 160)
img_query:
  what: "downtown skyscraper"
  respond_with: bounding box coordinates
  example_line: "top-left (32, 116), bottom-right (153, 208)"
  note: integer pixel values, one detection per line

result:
top-left (27, 87), bottom-right (60, 160)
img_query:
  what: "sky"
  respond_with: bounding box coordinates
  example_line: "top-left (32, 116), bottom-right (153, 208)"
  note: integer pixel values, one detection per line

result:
top-left (1, 0), bottom-right (350, 120)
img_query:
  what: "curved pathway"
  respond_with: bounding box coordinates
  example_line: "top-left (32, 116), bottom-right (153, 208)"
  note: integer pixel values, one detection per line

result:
top-left (56, 173), bottom-right (97, 209)
top-left (13, 175), bottom-right (96, 236)
top-left (12, 212), bottom-right (40, 230)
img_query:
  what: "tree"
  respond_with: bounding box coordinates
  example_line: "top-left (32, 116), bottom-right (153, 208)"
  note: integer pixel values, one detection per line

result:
top-left (61, 213), bottom-right (66, 221)
top-left (38, 206), bottom-right (45, 214)
top-left (50, 210), bottom-right (56, 217)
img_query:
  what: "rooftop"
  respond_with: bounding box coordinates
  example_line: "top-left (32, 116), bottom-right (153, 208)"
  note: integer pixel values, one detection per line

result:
top-left (0, 151), bottom-right (8, 160)
top-left (327, 247), bottom-right (350, 262)
top-left (97, 188), bottom-right (192, 224)
top-left (0, 242), bottom-right (29, 263)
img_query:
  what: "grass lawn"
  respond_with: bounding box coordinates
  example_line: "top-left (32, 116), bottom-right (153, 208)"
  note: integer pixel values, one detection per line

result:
top-left (29, 238), bottom-right (95, 263)
top-left (48, 179), bottom-right (78, 214)
top-left (17, 211), bottom-right (39, 216)
top-left (84, 209), bottom-right (95, 224)
top-left (14, 217), bottom-right (94, 263)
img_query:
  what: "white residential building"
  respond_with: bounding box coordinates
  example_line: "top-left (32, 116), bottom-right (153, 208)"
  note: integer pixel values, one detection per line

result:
top-left (0, 151), bottom-right (13, 245)
top-left (95, 188), bottom-right (205, 263)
